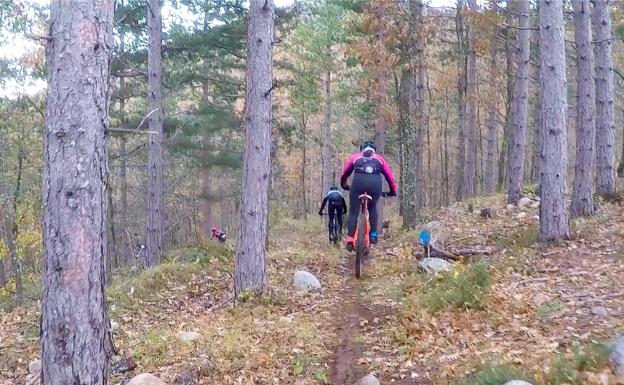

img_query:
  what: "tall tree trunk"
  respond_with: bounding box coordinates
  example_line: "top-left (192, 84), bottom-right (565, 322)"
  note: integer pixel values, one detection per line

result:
top-left (200, 169), bottom-right (212, 238)
top-left (234, 0), bottom-right (274, 295)
top-left (572, 0), bottom-right (596, 217)
top-left (498, 6), bottom-right (515, 191)
top-left (301, 117), bottom-right (308, 219)
top-left (619, 108), bottom-right (624, 177)
top-left (507, 0), bottom-right (530, 204)
top-left (398, 69), bottom-right (410, 220)
top-left (592, 0), bottom-right (616, 196)
top-left (41, 0), bottom-right (114, 380)
top-left (374, 20), bottom-right (388, 233)
top-left (321, 70), bottom-right (332, 193)
top-left (455, 0), bottom-right (466, 201)
top-left (412, 0), bottom-right (426, 211)
top-left (538, 0), bottom-right (570, 241)
top-left (399, 67), bottom-right (417, 229)
top-left (485, 37), bottom-right (499, 194)
top-left (443, 91), bottom-right (451, 205)
top-left (146, 0), bottom-right (164, 267)
top-left (531, 19), bottom-right (543, 185)
top-left (462, 0), bottom-right (478, 199)
top-left (8, 140), bottom-right (24, 303)
top-left (118, 108), bottom-right (131, 264)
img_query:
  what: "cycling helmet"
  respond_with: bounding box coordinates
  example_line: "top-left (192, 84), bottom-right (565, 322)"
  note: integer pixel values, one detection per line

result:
top-left (360, 140), bottom-right (376, 157)
top-left (211, 227), bottom-right (217, 232)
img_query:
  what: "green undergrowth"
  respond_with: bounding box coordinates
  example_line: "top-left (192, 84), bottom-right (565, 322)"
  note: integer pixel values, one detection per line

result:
top-left (420, 262), bottom-right (492, 311)
top-left (457, 340), bottom-right (613, 385)
top-left (395, 262), bottom-right (493, 315)
top-left (457, 362), bottom-right (534, 385)
top-left (107, 242), bottom-right (233, 311)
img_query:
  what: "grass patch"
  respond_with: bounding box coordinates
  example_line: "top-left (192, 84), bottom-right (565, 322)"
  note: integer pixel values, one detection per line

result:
top-left (420, 262), bottom-right (492, 311)
top-left (492, 224), bottom-right (539, 250)
top-left (457, 362), bottom-right (534, 385)
top-left (130, 328), bottom-right (173, 367)
top-left (546, 341), bottom-right (613, 385)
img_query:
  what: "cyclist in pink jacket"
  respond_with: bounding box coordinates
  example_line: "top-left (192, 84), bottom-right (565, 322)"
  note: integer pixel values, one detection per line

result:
top-left (340, 140), bottom-right (397, 251)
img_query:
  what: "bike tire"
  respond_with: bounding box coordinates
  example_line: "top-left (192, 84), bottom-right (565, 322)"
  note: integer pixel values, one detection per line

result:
top-left (355, 213), bottom-right (367, 279)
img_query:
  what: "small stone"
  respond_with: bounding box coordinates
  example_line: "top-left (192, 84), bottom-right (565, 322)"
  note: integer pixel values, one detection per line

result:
top-left (110, 321), bottom-right (120, 333)
top-left (29, 359), bottom-right (41, 375)
top-left (518, 197), bottom-right (532, 209)
top-left (517, 212), bottom-right (527, 219)
top-left (356, 373), bottom-right (380, 385)
top-left (506, 204), bottom-right (516, 210)
top-left (293, 271), bottom-right (322, 291)
top-left (503, 381), bottom-right (534, 385)
top-left (591, 306), bottom-right (609, 318)
top-left (178, 331), bottom-right (201, 343)
top-left (127, 373), bottom-right (166, 385)
top-left (251, 305), bottom-right (267, 317)
top-left (279, 316), bottom-right (293, 324)
top-left (418, 257), bottom-right (453, 274)
top-left (530, 201), bottom-right (540, 209)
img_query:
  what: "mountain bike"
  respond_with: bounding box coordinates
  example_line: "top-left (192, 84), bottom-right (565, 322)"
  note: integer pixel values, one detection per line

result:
top-left (321, 212), bottom-right (340, 245)
top-left (352, 191), bottom-right (390, 279)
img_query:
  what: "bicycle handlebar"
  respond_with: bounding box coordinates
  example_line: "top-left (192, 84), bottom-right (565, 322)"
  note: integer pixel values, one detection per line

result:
top-left (381, 191), bottom-right (393, 197)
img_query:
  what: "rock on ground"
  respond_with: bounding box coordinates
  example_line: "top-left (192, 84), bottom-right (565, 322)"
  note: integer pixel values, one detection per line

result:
top-left (418, 257), bottom-right (453, 274)
top-left (293, 271), bottom-right (322, 291)
top-left (611, 336), bottom-right (624, 375)
top-left (518, 197), bottom-right (532, 209)
top-left (356, 374), bottom-right (380, 385)
top-left (127, 373), bottom-right (166, 385)
top-left (178, 331), bottom-right (201, 343)
top-left (503, 381), bottom-right (534, 385)
top-left (28, 359), bottom-right (41, 375)
top-left (591, 306), bottom-right (609, 318)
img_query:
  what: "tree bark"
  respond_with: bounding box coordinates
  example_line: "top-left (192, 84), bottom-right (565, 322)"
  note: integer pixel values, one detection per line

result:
top-left (146, 0), bottom-right (164, 267)
top-left (300, 116), bottom-right (308, 219)
top-left (400, 82), bottom-right (412, 219)
top-left (41, 0), bottom-right (114, 381)
top-left (485, 36), bottom-right (499, 195)
top-left (234, 0), bottom-right (274, 295)
top-left (538, 0), bottom-right (570, 241)
top-left (462, 0), bottom-right (478, 199)
top-left (321, 70), bottom-right (332, 193)
top-left (507, 0), bottom-right (530, 204)
top-left (592, 0), bottom-right (616, 196)
top-left (498, 5), bottom-right (515, 191)
top-left (455, 0), bottom-right (466, 201)
top-left (571, 0), bottom-right (596, 217)
top-left (412, 0), bottom-right (426, 212)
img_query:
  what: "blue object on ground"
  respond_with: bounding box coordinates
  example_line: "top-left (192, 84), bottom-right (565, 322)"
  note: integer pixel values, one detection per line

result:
top-left (419, 229), bottom-right (431, 245)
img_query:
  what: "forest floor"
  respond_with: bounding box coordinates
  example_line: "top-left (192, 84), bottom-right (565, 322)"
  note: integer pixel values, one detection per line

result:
top-left (1, 194), bottom-right (624, 385)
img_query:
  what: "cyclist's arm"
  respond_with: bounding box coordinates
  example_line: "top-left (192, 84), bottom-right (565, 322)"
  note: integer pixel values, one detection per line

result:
top-left (319, 197), bottom-right (328, 214)
top-left (377, 155), bottom-right (398, 194)
top-left (340, 153), bottom-right (357, 189)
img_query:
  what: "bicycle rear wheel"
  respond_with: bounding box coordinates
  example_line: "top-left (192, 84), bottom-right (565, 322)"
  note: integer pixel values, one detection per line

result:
top-left (355, 213), bottom-right (367, 279)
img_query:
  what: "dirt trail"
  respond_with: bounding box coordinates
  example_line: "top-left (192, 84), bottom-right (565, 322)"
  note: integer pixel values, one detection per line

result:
top-left (329, 255), bottom-right (432, 385)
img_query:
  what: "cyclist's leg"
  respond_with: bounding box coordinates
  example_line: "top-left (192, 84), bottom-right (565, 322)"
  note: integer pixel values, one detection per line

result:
top-left (336, 206), bottom-right (344, 236)
top-left (328, 204), bottom-right (337, 240)
top-left (346, 175), bottom-right (364, 249)
top-left (365, 175), bottom-right (383, 244)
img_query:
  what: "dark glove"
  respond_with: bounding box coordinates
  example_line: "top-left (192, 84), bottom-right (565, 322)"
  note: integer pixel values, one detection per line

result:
top-left (318, 211), bottom-right (323, 216)
top-left (342, 184), bottom-right (350, 191)
top-left (387, 191), bottom-right (397, 197)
